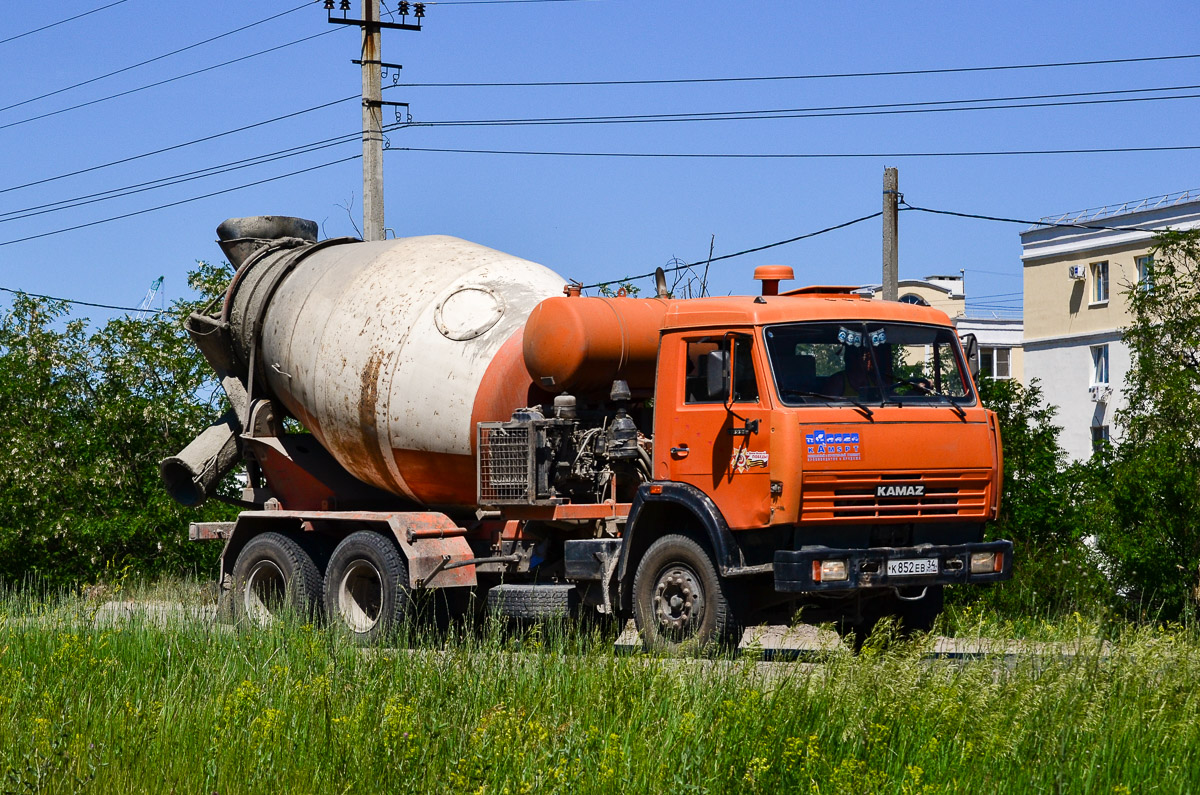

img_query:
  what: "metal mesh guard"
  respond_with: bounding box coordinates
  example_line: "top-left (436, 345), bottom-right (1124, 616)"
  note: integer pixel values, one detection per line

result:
top-left (478, 423), bottom-right (532, 503)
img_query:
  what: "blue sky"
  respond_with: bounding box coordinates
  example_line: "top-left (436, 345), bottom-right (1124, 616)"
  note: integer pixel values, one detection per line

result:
top-left (2, 0), bottom-right (1198, 318)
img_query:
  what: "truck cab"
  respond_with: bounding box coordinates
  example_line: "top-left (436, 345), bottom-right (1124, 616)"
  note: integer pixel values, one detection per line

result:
top-left (619, 282), bottom-right (1009, 648)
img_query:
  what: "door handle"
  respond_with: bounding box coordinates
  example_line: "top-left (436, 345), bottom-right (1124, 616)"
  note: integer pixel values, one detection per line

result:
top-left (670, 445), bottom-right (690, 458)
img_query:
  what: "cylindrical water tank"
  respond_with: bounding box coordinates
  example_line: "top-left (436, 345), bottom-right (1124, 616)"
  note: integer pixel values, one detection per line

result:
top-left (522, 295), bottom-right (669, 395)
top-left (223, 233), bottom-right (566, 507)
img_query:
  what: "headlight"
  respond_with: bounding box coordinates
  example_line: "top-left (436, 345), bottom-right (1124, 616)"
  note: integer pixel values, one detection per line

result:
top-left (812, 559), bottom-right (848, 582)
top-left (970, 551), bottom-right (1002, 573)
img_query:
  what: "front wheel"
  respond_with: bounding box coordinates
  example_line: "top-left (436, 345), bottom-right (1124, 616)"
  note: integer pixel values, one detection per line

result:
top-left (323, 531), bottom-right (412, 643)
top-left (633, 534), bottom-right (743, 653)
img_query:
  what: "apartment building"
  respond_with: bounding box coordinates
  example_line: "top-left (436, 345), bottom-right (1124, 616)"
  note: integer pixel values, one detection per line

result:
top-left (1020, 190), bottom-right (1200, 460)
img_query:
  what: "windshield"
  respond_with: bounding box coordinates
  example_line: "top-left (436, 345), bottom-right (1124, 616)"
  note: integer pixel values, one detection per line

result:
top-left (763, 322), bottom-right (975, 406)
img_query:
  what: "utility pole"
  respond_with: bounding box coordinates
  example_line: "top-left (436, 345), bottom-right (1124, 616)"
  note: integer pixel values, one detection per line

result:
top-left (327, 0), bottom-right (423, 241)
top-left (361, 0), bottom-right (384, 241)
top-left (882, 167), bottom-right (899, 301)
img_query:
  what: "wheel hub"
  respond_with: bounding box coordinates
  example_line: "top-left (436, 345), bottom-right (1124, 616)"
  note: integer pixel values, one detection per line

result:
top-left (338, 559), bottom-right (383, 634)
top-left (244, 560), bottom-right (285, 627)
top-left (652, 564), bottom-right (705, 636)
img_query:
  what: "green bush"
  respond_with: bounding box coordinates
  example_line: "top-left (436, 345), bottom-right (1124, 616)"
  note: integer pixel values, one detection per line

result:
top-left (961, 378), bottom-right (1114, 617)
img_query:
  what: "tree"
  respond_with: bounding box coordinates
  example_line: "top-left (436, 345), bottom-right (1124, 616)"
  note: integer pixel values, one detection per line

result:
top-left (1103, 229), bottom-right (1200, 618)
top-left (965, 378), bottom-right (1113, 615)
top-left (0, 262), bottom-right (235, 585)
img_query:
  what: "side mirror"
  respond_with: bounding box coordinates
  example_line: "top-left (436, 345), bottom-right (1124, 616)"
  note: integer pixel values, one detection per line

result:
top-left (705, 350), bottom-right (730, 400)
top-left (959, 333), bottom-right (980, 380)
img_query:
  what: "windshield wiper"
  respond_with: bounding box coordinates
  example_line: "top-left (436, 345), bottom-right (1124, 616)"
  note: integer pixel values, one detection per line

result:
top-left (886, 379), bottom-right (966, 419)
top-left (933, 393), bottom-right (967, 420)
top-left (782, 390), bottom-right (874, 420)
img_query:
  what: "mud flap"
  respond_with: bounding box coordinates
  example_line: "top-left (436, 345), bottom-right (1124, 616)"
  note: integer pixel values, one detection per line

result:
top-left (384, 513), bottom-right (477, 589)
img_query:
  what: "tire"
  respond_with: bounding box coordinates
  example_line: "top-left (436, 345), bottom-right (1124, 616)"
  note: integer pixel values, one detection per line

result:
top-left (323, 531), bottom-right (411, 643)
top-left (486, 584), bottom-right (578, 620)
top-left (230, 532), bottom-right (323, 627)
top-left (632, 534), bottom-right (743, 654)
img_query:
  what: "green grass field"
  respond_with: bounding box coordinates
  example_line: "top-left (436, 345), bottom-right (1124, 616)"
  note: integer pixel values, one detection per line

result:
top-left (1, 583), bottom-right (1197, 794)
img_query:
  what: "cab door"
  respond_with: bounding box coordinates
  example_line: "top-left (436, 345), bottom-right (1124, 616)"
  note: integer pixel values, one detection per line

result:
top-left (655, 331), bottom-right (773, 529)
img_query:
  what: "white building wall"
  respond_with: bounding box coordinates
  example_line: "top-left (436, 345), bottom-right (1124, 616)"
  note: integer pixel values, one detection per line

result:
top-left (1024, 331), bottom-right (1128, 461)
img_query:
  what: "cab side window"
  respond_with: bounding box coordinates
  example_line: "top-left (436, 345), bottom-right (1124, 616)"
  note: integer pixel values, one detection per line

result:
top-left (684, 336), bottom-right (759, 404)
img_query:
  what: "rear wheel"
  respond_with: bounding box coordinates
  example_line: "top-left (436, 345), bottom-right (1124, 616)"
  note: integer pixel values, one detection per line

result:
top-left (323, 531), bottom-right (411, 643)
top-left (633, 534), bottom-right (743, 654)
top-left (230, 532), bottom-right (323, 626)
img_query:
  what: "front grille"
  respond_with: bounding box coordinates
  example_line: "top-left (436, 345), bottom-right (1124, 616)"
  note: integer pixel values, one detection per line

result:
top-left (477, 423), bottom-right (534, 504)
top-left (800, 470), bottom-right (991, 521)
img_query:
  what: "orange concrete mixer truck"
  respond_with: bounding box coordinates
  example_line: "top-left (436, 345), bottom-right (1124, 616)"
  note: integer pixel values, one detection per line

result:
top-left (164, 216), bottom-right (1011, 649)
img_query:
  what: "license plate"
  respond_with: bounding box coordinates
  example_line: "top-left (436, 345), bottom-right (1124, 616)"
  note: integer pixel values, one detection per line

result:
top-left (887, 558), bottom-right (939, 576)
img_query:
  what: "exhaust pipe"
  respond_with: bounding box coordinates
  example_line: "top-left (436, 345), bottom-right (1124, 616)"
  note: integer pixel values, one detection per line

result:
top-left (160, 409), bottom-right (242, 507)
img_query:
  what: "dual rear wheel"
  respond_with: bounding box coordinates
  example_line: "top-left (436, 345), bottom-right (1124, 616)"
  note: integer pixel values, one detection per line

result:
top-left (230, 530), bottom-right (413, 641)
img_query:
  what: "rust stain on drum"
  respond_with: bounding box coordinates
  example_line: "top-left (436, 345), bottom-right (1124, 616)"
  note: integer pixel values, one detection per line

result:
top-left (349, 349), bottom-right (397, 492)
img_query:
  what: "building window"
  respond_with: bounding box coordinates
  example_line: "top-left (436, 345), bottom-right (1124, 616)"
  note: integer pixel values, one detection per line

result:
top-left (1091, 261), bottom-right (1109, 303)
top-left (1091, 424), bottom-right (1110, 452)
top-left (1091, 344), bottom-right (1110, 385)
top-left (979, 346), bottom-right (1011, 380)
top-left (1136, 255), bottom-right (1153, 291)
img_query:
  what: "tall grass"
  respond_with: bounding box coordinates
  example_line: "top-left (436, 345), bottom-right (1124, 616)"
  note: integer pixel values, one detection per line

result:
top-left (0, 583), bottom-right (1197, 793)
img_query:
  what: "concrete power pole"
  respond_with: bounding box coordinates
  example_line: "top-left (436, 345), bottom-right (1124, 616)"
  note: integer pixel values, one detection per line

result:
top-left (328, 1), bottom-right (423, 241)
top-left (361, 0), bottom-right (384, 241)
top-left (882, 167), bottom-right (899, 301)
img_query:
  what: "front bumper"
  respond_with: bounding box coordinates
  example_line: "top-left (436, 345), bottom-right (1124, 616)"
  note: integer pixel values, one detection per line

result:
top-left (774, 539), bottom-right (1012, 592)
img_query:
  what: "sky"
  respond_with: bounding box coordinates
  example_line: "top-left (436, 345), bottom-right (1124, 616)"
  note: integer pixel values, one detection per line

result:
top-left (2, 0), bottom-right (1199, 320)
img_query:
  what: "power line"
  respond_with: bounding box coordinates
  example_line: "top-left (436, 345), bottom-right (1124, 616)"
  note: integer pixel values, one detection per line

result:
top-left (0, 28), bottom-right (342, 133)
top-left (0, 154), bottom-right (360, 248)
top-left (0, 96), bottom-right (357, 195)
top-left (395, 144), bottom-right (1200, 159)
top-left (0, 132), bottom-right (365, 223)
top-left (0, 286), bottom-right (166, 316)
top-left (578, 212), bottom-right (883, 290)
top-left (0, 0), bottom-right (133, 47)
top-left (0, 2), bottom-right (317, 115)
top-left (965, 267), bottom-right (1022, 277)
top-left (394, 52), bottom-right (1200, 88)
top-left (900, 202), bottom-right (1173, 232)
top-left (410, 84), bottom-right (1200, 128)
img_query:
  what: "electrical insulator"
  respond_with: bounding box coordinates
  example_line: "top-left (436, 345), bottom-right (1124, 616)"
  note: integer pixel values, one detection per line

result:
top-left (414, 3), bottom-right (425, 17)
top-left (340, 0), bottom-right (351, 10)
top-left (399, 1), bottom-right (409, 14)
top-left (323, 0), bottom-right (334, 8)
